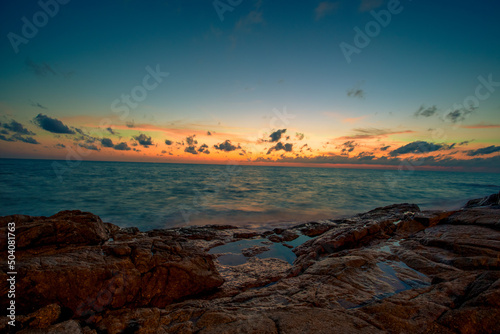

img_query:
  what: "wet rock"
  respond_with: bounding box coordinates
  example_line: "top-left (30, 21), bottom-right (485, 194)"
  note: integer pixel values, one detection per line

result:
top-left (241, 245), bottom-right (270, 257)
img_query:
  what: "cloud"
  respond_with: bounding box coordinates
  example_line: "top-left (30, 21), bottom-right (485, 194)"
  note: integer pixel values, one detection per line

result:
top-left (25, 59), bottom-right (57, 77)
top-left (267, 142), bottom-right (293, 154)
top-left (114, 142), bottom-right (131, 151)
top-left (466, 145), bottom-right (500, 156)
top-left (342, 116), bottom-right (367, 124)
top-left (269, 129), bottom-right (287, 142)
top-left (2, 120), bottom-right (35, 135)
top-left (126, 121), bottom-right (135, 128)
top-left (184, 146), bottom-right (198, 155)
top-left (414, 105), bottom-right (437, 118)
top-left (214, 140), bottom-right (240, 152)
top-left (380, 145), bottom-right (391, 151)
top-left (389, 141), bottom-right (449, 156)
top-left (198, 143), bottom-right (210, 154)
top-left (30, 101), bottom-right (48, 110)
top-left (445, 108), bottom-right (474, 123)
top-left (207, 131), bottom-right (212, 136)
top-left (55, 143), bottom-right (66, 149)
top-left (133, 134), bottom-right (153, 147)
top-left (462, 123), bottom-right (500, 129)
top-left (339, 141), bottom-right (358, 155)
top-left (79, 143), bottom-right (100, 151)
top-left (315, 1), bottom-right (339, 20)
top-left (359, 0), bottom-right (384, 12)
top-left (165, 139), bottom-right (173, 145)
top-left (2, 133), bottom-right (40, 144)
top-left (106, 127), bottom-right (116, 135)
top-left (33, 114), bottom-right (75, 134)
top-left (101, 138), bottom-right (114, 147)
top-left (186, 135), bottom-right (198, 146)
top-left (338, 128), bottom-right (414, 140)
top-left (296, 132), bottom-right (305, 140)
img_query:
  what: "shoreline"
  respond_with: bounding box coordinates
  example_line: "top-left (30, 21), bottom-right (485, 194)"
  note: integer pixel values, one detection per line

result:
top-left (1, 192), bottom-right (499, 333)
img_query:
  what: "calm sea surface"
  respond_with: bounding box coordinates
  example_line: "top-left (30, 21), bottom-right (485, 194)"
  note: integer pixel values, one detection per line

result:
top-left (1, 159), bottom-right (498, 230)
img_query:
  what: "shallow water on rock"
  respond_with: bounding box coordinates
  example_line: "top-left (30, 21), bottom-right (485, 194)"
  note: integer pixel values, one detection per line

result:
top-left (209, 234), bottom-right (313, 265)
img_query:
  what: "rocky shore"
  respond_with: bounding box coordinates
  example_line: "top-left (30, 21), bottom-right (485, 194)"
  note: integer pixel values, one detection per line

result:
top-left (1, 192), bottom-right (499, 333)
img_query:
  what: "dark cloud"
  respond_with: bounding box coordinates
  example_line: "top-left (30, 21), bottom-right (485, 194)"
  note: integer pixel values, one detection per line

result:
top-left (269, 129), bottom-right (286, 142)
top-left (30, 101), bottom-right (48, 110)
top-left (198, 143), bottom-right (210, 154)
top-left (114, 142), bottom-right (131, 151)
top-left (295, 132), bottom-right (305, 140)
top-left (106, 127), bottom-right (115, 135)
top-left (126, 121), bottom-right (135, 128)
top-left (339, 128), bottom-right (414, 140)
top-left (133, 134), bottom-right (153, 147)
top-left (78, 143), bottom-right (100, 151)
top-left (3, 133), bottom-right (40, 144)
top-left (389, 141), bottom-right (448, 156)
top-left (466, 145), bottom-right (500, 156)
top-left (214, 140), bottom-right (240, 152)
top-left (184, 146), bottom-right (198, 155)
top-left (165, 139), bottom-right (173, 145)
top-left (2, 120), bottom-right (35, 135)
top-left (340, 141), bottom-right (357, 155)
top-left (380, 145), bottom-right (391, 151)
top-left (207, 131), bottom-right (212, 136)
top-left (25, 59), bottom-right (57, 77)
top-left (0, 134), bottom-right (13, 142)
top-left (161, 150), bottom-right (167, 154)
top-left (101, 138), bottom-right (114, 147)
top-left (267, 142), bottom-right (293, 154)
top-left (347, 88), bottom-right (364, 99)
top-left (445, 108), bottom-right (474, 123)
top-left (414, 105), bottom-right (437, 118)
top-left (186, 135), bottom-right (197, 146)
top-left (55, 143), bottom-right (66, 149)
top-left (33, 114), bottom-right (75, 134)
top-left (458, 140), bottom-right (473, 146)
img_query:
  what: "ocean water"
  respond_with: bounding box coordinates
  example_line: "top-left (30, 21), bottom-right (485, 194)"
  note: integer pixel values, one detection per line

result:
top-left (0, 159), bottom-right (498, 231)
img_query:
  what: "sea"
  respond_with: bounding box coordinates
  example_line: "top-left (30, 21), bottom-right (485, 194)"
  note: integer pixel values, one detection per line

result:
top-left (1, 159), bottom-right (499, 231)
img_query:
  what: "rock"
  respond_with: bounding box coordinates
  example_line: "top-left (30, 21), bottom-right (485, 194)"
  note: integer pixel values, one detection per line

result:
top-left (267, 234), bottom-right (283, 243)
top-left (233, 231), bottom-right (260, 239)
top-left (464, 191), bottom-right (500, 208)
top-left (241, 245), bottom-right (270, 257)
top-left (0, 211), bottom-right (224, 318)
top-left (0, 210), bottom-right (109, 250)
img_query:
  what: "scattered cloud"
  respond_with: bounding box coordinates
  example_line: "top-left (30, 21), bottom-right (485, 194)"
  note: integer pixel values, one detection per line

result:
top-left (339, 141), bottom-right (358, 155)
top-left (214, 140), bottom-right (240, 152)
top-left (445, 108), bottom-right (475, 123)
top-left (466, 145), bottom-right (500, 156)
top-left (267, 142), bottom-right (293, 154)
top-left (462, 123), bottom-right (500, 129)
top-left (347, 87), bottom-right (364, 99)
top-left (55, 143), bottom-right (66, 149)
top-left (389, 141), bottom-right (450, 156)
top-left (25, 58), bottom-right (57, 77)
top-left (1, 133), bottom-right (40, 144)
top-left (338, 128), bottom-right (414, 140)
top-left (207, 131), bottom-right (212, 136)
top-left (315, 1), bottom-right (339, 20)
top-left (269, 129), bottom-right (287, 142)
top-left (33, 114), bottom-right (75, 134)
top-left (342, 116), bottom-right (367, 124)
top-left (198, 143), bottom-right (210, 154)
top-left (295, 132), bottom-right (305, 140)
top-left (165, 139), bottom-right (173, 145)
top-left (126, 121), bottom-right (135, 128)
top-left (79, 143), bottom-right (100, 151)
top-left (101, 138), bottom-right (114, 147)
top-left (106, 127), bottom-right (116, 135)
top-left (30, 101), bottom-right (48, 110)
top-left (133, 134), bottom-right (154, 147)
top-left (184, 146), bottom-right (198, 155)
top-left (414, 105), bottom-right (437, 118)
top-left (186, 135), bottom-right (198, 146)
top-left (2, 120), bottom-right (35, 135)
top-left (380, 145), bottom-right (391, 151)
top-left (114, 142), bottom-right (131, 151)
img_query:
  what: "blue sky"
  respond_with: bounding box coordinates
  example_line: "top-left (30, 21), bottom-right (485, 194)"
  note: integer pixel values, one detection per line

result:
top-left (0, 0), bottom-right (499, 171)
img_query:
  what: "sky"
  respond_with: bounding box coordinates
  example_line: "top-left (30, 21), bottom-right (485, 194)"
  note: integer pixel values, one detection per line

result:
top-left (0, 0), bottom-right (499, 172)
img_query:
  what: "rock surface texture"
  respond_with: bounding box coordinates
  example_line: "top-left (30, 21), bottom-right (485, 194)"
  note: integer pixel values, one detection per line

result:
top-left (1, 192), bottom-right (499, 333)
